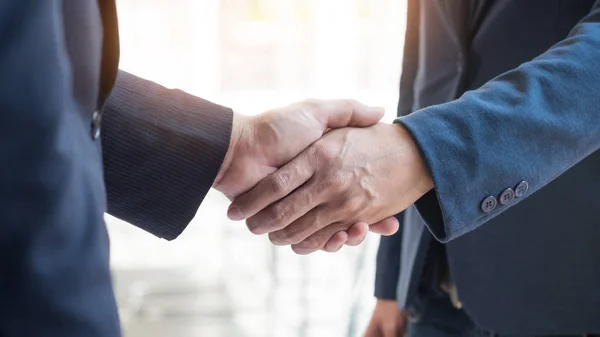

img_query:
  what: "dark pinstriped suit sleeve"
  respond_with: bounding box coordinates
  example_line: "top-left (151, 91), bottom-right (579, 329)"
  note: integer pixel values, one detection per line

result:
top-left (102, 71), bottom-right (232, 240)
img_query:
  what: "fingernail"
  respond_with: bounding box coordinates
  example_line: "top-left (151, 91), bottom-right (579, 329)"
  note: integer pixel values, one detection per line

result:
top-left (227, 206), bottom-right (244, 221)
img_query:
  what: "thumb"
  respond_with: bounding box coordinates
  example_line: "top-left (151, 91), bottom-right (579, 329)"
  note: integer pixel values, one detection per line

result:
top-left (308, 99), bottom-right (385, 130)
top-left (369, 216), bottom-right (400, 236)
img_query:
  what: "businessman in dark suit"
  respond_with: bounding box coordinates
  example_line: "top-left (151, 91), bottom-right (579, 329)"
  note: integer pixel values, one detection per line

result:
top-left (231, 0), bottom-right (600, 336)
top-left (0, 1), bottom-right (399, 336)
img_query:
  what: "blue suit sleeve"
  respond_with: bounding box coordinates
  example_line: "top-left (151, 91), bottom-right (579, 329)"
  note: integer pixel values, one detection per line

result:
top-left (0, 2), bottom-right (119, 336)
top-left (398, 1), bottom-right (600, 242)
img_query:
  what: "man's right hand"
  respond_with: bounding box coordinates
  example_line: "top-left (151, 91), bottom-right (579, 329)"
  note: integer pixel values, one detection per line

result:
top-left (213, 99), bottom-right (384, 200)
top-left (364, 299), bottom-right (408, 337)
top-left (213, 99), bottom-right (399, 252)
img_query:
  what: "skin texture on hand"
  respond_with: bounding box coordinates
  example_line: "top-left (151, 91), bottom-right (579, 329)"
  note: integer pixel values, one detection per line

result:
top-left (230, 122), bottom-right (433, 254)
top-left (215, 99), bottom-right (382, 198)
top-left (213, 99), bottom-right (399, 251)
top-left (364, 300), bottom-right (408, 337)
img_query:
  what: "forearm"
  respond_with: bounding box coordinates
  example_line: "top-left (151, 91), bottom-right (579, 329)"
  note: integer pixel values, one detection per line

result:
top-left (102, 71), bottom-right (233, 240)
top-left (398, 2), bottom-right (600, 242)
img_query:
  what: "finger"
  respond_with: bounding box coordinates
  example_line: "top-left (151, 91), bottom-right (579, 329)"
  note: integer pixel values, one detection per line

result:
top-left (228, 151), bottom-right (316, 222)
top-left (321, 222), bottom-right (368, 251)
top-left (307, 99), bottom-right (385, 130)
top-left (322, 231), bottom-right (347, 253)
top-left (244, 177), bottom-right (327, 235)
top-left (369, 217), bottom-right (400, 236)
top-left (345, 222), bottom-right (369, 246)
top-left (269, 205), bottom-right (337, 247)
top-left (286, 218), bottom-right (348, 253)
top-left (307, 222), bottom-right (367, 254)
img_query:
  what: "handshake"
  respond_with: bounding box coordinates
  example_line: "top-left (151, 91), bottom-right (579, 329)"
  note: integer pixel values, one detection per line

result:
top-left (213, 99), bottom-right (434, 254)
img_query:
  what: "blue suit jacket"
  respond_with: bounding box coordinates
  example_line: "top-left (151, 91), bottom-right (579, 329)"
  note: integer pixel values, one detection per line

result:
top-left (0, 1), bottom-right (231, 336)
top-left (376, 0), bottom-right (600, 335)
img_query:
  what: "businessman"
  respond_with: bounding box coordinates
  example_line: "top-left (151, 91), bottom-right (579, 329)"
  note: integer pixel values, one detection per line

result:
top-left (232, 0), bottom-right (600, 336)
top-left (0, 1), bottom-right (400, 336)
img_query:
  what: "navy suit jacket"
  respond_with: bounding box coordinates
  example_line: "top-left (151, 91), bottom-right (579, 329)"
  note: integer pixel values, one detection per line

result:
top-left (0, 1), bottom-right (231, 336)
top-left (376, 0), bottom-right (600, 335)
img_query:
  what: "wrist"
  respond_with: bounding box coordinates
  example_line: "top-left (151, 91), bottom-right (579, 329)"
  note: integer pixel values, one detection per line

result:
top-left (214, 111), bottom-right (248, 191)
top-left (393, 123), bottom-right (434, 196)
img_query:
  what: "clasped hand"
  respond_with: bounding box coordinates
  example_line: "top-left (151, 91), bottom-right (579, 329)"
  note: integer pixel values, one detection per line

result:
top-left (213, 99), bottom-right (433, 254)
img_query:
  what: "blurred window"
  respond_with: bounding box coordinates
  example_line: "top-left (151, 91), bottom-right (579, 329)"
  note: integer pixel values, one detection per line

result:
top-left (110, 1), bottom-right (406, 336)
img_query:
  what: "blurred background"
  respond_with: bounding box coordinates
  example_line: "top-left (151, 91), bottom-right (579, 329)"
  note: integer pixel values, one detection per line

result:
top-left (107, 1), bottom-right (407, 336)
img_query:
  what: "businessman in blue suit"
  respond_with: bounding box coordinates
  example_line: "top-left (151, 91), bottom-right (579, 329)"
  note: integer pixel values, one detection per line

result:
top-left (230, 0), bottom-right (600, 336)
top-left (355, 0), bottom-right (600, 336)
top-left (0, 1), bottom-right (397, 336)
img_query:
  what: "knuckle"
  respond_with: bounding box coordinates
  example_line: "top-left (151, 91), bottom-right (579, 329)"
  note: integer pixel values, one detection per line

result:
top-left (270, 202), bottom-right (294, 227)
top-left (247, 202), bottom-right (295, 234)
top-left (310, 142), bottom-right (330, 159)
top-left (310, 140), bottom-right (341, 163)
top-left (289, 231), bottom-right (306, 245)
top-left (269, 171), bottom-right (291, 194)
top-left (288, 230), bottom-right (305, 245)
top-left (341, 197), bottom-right (362, 213)
top-left (299, 188), bottom-right (314, 206)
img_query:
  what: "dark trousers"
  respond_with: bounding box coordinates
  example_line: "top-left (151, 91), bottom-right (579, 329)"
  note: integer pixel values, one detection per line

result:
top-left (406, 291), bottom-right (598, 337)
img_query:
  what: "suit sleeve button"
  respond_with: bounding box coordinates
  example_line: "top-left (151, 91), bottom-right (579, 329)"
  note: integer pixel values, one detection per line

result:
top-left (514, 181), bottom-right (529, 198)
top-left (499, 188), bottom-right (515, 205)
top-left (480, 196), bottom-right (498, 213)
top-left (91, 109), bottom-right (102, 140)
